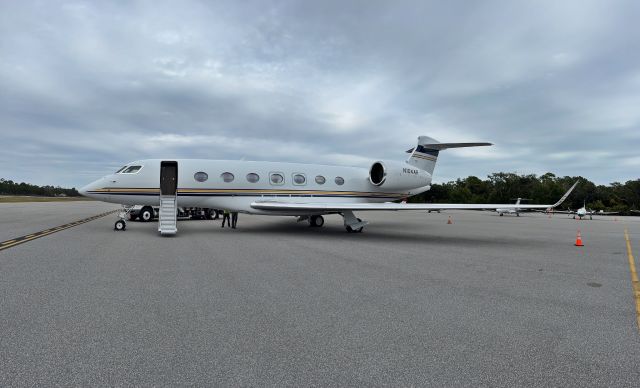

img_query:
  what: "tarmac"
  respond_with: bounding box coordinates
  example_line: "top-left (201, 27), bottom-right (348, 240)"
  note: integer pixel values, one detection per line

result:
top-left (1, 202), bottom-right (639, 386)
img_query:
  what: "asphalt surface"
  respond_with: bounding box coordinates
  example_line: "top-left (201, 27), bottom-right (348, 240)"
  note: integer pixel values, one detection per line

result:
top-left (0, 201), bottom-right (119, 241)
top-left (1, 205), bottom-right (639, 386)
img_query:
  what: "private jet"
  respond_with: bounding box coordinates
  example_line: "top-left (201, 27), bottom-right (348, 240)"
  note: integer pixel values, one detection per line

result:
top-left (80, 136), bottom-right (578, 235)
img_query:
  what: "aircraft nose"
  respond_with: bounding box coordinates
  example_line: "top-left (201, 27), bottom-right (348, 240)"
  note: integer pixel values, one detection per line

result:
top-left (78, 184), bottom-right (90, 197)
top-left (79, 180), bottom-right (100, 198)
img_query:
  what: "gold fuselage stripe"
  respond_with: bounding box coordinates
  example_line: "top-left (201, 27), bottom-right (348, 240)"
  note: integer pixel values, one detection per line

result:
top-left (89, 188), bottom-right (407, 197)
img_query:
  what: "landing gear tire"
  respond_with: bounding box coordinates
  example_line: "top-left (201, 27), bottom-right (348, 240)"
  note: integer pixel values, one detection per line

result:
top-left (516, 213), bottom-right (520, 217)
top-left (114, 220), bottom-right (126, 231)
top-left (310, 215), bottom-right (325, 227)
top-left (140, 206), bottom-right (153, 222)
top-left (208, 209), bottom-right (219, 220)
top-left (499, 213), bottom-right (504, 216)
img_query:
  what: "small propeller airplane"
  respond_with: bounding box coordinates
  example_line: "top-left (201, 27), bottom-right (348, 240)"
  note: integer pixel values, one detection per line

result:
top-left (496, 198), bottom-right (529, 217)
top-left (80, 135), bottom-right (578, 235)
top-left (552, 201), bottom-right (619, 220)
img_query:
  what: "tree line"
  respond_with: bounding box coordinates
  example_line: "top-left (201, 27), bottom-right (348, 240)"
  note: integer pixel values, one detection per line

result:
top-left (409, 172), bottom-right (640, 214)
top-left (0, 178), bottom-right (80, 197)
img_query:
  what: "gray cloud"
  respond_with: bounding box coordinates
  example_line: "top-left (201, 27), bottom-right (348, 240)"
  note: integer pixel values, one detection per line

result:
top-left (1, 0), bottom-right (639, 188)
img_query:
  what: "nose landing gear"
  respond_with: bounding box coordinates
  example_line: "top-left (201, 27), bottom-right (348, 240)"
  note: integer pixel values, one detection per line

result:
top-left (114, 205), bottom-right (133, 231)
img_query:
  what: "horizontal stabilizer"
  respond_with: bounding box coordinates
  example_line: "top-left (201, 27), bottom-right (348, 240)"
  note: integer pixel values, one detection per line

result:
top-left (406, 142), bottom-right (492, 153)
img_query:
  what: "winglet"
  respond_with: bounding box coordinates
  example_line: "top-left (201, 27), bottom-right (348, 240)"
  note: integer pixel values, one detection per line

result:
top-left (551, 180), bottom-right (579, 208)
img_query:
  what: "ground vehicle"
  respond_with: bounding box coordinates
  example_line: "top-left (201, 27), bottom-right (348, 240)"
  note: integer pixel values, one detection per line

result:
top-left (128, 205), bottom-right (218, 221)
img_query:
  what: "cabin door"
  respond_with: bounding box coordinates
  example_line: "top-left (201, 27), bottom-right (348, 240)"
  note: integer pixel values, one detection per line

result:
top-left (160, 161), bottom-right (178, 196)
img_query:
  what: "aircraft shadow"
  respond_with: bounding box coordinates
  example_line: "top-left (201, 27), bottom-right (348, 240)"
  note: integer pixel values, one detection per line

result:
top-left (156, 219), bottom-right (537, 248)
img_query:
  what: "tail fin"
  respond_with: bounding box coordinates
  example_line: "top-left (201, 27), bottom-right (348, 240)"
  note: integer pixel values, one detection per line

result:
top-left (406, 136), bottom-right (492, 175)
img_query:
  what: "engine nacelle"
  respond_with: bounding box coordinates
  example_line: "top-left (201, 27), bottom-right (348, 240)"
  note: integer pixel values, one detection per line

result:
top-left (368, 161), bottom-right (431, 191)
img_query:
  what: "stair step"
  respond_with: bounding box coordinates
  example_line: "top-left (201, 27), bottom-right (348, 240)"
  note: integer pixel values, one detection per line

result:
top-left (158, 195), bottom-right (178, 235)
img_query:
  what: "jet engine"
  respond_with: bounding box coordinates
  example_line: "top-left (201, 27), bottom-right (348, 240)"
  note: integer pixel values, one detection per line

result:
top-left (368, 161), bottom-right (431, 191)
top-left (369, 161), bottom-right (387, 186)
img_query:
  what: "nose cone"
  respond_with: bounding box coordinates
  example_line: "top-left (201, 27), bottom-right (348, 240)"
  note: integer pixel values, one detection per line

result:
top-left (79, 179), bottom-right (101, 198)
top-left (79, 184), bottom-right (89, 197)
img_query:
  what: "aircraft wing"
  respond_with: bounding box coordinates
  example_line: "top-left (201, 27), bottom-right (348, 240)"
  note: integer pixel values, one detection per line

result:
top-left (252, 181), bottom-right (578, 213)
top-left (253, 202), bottom-right (561, 212)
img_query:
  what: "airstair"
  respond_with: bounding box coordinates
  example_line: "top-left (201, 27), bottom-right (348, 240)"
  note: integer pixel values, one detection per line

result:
top-left (158, 195), bottom-right (177, 235)
top-left (159, 161), bottom-right (179, 236)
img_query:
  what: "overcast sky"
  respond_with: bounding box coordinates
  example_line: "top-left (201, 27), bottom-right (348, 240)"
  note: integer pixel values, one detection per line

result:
top-left (1, 0), bottom-right (639, 188)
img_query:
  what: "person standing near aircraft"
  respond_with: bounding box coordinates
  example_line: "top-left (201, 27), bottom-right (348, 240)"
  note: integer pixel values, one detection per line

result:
top-left (221, 209), bottom-right (231, 228)
top-left (231, 212), bottom-right (238, 229)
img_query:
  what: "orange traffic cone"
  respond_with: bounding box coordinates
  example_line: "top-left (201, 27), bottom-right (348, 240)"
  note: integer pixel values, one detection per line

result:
top-left (574, 230), bottom-right (584, 246)
top-left (447, 216), bottom-right (453, 224)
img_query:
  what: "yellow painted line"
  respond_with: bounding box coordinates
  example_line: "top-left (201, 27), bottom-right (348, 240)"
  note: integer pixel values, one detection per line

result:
top-left (0, 210), bottom-right (118, 252)
top-left (624, 229), bottom-right (640, 332)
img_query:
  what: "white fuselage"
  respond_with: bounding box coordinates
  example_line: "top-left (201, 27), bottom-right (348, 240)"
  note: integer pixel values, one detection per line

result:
top-left (576, 207), bottom-right (588, 218)
top-left (80, 159), bottom-right (432, 216)
top-left (496, 208), bottom-right (519, 215)
top-left (496, 198), bottom-right (522, 216)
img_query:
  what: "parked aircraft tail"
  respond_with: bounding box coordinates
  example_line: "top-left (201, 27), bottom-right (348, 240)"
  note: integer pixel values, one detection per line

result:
top-left (406, 136), bottom-right (492, 176)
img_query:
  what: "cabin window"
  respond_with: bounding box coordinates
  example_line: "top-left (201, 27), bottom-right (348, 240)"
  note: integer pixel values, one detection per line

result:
top-left (194, 172), bottom-right (208, 182)
top-left (122, 165), bottom-right (142, 174)
top-left (293, 173), bottom-right (306, 185)
top-left (270, 172), bottom-right (284, 185)
top-left (335, 176), bottom-right (345, 185)
top-left (115, 166), bottom-right (127, 173)
top-left (221, 172), bottom-right (234, 182)
top-left (315, 175), bottom-right (326, 185)
top-left (246, 173), bottom-right (260, 183)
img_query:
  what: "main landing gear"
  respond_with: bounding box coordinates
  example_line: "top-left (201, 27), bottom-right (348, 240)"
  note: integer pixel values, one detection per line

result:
top-left (341, 211), bottom-right (367, 233)
top-left (301, 212), bottom-right (367, 233)
top-left (345, 222), bottom-right (364, 233)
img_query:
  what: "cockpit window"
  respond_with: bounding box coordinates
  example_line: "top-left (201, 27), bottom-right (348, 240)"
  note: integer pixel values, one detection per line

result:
top-left (121, 165), bottom-right (142, 174)
top-left (115, 166), bottom-right (127, 173)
